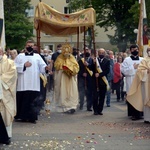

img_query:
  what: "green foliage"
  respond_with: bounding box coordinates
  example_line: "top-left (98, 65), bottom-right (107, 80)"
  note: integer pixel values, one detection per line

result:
top-left (4, 0), bottom-right (33, 50)
top-left (145, 0), bottom-right (150, 26)
top-left (68, 0), bottom-right (150, 52)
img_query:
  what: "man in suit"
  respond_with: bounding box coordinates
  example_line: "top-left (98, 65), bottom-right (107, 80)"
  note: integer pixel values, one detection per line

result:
top-left (78, 47), bottom-right (93, 111)
top-left (92, 48), bottom-right (110, 115)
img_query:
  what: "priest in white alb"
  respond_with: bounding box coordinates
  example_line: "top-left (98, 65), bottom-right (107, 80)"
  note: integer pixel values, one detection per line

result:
top-left (127, 47), bottom-right (150, 123)
top-left (0, 47), bottom-right (17, 144)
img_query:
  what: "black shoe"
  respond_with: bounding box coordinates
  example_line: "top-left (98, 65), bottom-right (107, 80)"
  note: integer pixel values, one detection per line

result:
top-left (144, 121), bottom-right (150, 124)
top-left (0, 139), bottom-right (11, 145)
top-left (117, 99), bottom-right (120, 102)
top-left (29, 120), bottom-right (36, 124)
top-left (131, 116), bottom-right (141, 121)
top-left (70, 109), bottom-right (75, 114)
top-left (15, 119), bottom-right (27, 122)
top-left (107, 105), bottom-right (110, 107)
top-left (66, 109), bottom-right (75, 114)
top-left (94, 112), bottom-right (98, 115)
top-left (79, 106), bottom-right (83, 110)
top-left (87, 109), bottom-right (92, 111)
top-left (98, 112), bottom-right (103, 115)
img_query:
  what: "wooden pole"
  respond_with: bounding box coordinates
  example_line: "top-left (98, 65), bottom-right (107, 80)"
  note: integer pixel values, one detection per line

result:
top-left (36, 26), bottom-right (41, 54)
top-left (91, 25), bottom-right (99, 91)
top-left (36, 3), bottom-right (41, 54)
top-left (83, 26), bottom-right (87, 90)
top-left (77, 27), bottom-right (80, 59)
top-left (77, 27), bottom-right (79, 50)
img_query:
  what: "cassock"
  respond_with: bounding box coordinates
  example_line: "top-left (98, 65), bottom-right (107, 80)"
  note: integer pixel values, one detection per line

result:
top-left (0, 113), bottom-right (9, 144)
top-left (14, 52), bottom-right (47, 122)
top-left (127, 56), bottom-right (150, 122)
top-left (121, 56), bottom-right (143, 118)
top-left (54, 54), bottom-right (79, 113)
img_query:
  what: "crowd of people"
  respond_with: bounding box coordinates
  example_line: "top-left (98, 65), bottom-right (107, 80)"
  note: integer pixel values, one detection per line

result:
top-left (0, 40), bottom-right (150, 145)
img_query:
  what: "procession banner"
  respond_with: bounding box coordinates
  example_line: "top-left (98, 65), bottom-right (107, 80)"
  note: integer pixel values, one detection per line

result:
top-left (137, 0), bottom-right (149, 57)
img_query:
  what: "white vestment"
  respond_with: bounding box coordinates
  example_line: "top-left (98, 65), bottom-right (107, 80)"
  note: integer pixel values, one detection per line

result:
top-left (15, 53), bottom-right (47, 91)
top-left (54, 54), bottom-right (79, 112)
top-left (0, 55), bottom-right (17, 137)
top-left (142, 81), bottom-right (150, 122)
top-left (121, 57), bottom-right (143, 92)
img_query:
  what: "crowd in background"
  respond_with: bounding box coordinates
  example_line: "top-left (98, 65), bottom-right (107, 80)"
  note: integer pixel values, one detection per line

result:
top-left (4, 43), bottom-right (132, 110)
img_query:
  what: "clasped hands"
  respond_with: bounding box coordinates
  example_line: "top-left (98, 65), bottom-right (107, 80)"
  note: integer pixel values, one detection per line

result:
top-left (24, 61), bottom-right (50, 71)
top-left (133, 63), bottom-right (139, 69)
top-left (24, 61), bottom-right (32, 67)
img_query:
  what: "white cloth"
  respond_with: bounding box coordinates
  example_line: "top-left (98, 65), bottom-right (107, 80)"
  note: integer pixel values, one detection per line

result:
top-left (141, 68), bottom-right (150, 121)
top-left (0, 55), bottom-right (17, 137)
top-left (121, 57), bottom-right (143, 92)
top-left (15, 53), bottom-right (47, 91)
top-left (6, 123), bottom-right (12, 137)
top-left (54, 70), bottom-right (79, 112)
top-left (123, 77), bottom-right (126, 92)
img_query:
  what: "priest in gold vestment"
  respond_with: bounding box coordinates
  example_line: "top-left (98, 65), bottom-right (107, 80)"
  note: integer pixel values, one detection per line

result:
top-left (0, 47), bottom-right (17, 144)
top-left (127, 47), bottom-right (150, 123)
top-left (54, 43), bottom-right (79, 114)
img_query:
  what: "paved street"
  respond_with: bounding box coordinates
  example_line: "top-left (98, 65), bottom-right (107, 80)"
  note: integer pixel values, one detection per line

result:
top-left (0, 92), bottom-right (150, 150)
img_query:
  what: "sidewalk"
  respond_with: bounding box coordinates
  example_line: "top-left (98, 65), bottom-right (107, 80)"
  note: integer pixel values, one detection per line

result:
top-left (0, 93), bottom-right (150, 150)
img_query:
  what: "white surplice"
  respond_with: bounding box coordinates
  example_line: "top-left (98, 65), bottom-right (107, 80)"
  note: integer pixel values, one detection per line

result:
top-left (121, 57), bottom-right (143, 92)
top-left (15, 53), bottom-right (47, 91)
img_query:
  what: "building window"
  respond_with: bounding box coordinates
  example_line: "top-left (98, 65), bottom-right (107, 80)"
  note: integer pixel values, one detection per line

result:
top-left (64, 7), bottom-right (71, 14)
top-left (44, 44), bottom-right (54, 52)
top-left (25, 6), bottom-right (34, 17)
top-left (44, 33), bottom-right (51, 36)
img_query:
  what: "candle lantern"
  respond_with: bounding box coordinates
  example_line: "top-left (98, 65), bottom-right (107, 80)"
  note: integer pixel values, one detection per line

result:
top-left (45, 99), bottom-right (50, 114)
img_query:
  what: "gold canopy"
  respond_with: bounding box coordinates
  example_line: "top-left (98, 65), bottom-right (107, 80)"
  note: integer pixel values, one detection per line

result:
top-left (34, 2), bottom-right (96, 36)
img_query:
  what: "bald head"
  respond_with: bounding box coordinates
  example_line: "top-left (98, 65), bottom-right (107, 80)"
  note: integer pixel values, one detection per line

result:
top-left (98, 48), bottom-right (106, 55)
top-left (98, 48), bottom-right (106, 59)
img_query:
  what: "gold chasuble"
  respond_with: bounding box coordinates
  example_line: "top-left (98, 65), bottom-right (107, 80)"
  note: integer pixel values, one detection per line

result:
top-left (127, 56), bottom-right (150, 111)
top-left (54, 43), bottom-right (79, 112)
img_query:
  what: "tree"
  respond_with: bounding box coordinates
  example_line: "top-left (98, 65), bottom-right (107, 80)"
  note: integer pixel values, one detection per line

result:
top-left (4, 0), bottom-right (33, 50)
top-left (69, 0), bottom-right (150, 52)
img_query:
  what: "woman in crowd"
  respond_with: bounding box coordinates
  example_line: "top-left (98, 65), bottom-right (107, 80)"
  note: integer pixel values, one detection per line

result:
top-left (113, 55), bottom-right (124, 101)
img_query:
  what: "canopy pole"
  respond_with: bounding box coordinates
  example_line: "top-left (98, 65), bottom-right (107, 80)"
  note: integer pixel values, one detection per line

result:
top-left (77, 27), bottom-right (80, 59)
top-left (83, 26), bottom-right (87, 90)
top-left (92, 26), bottom-right (96, 55)
top-left (36, 4), bottom-right (41, 54)
top-left (77, 27), bottom-right (79, 50)
top-left (36, 27), bottom-right (41, 54)
top-left (92, 25), bottom-right (99, 91)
